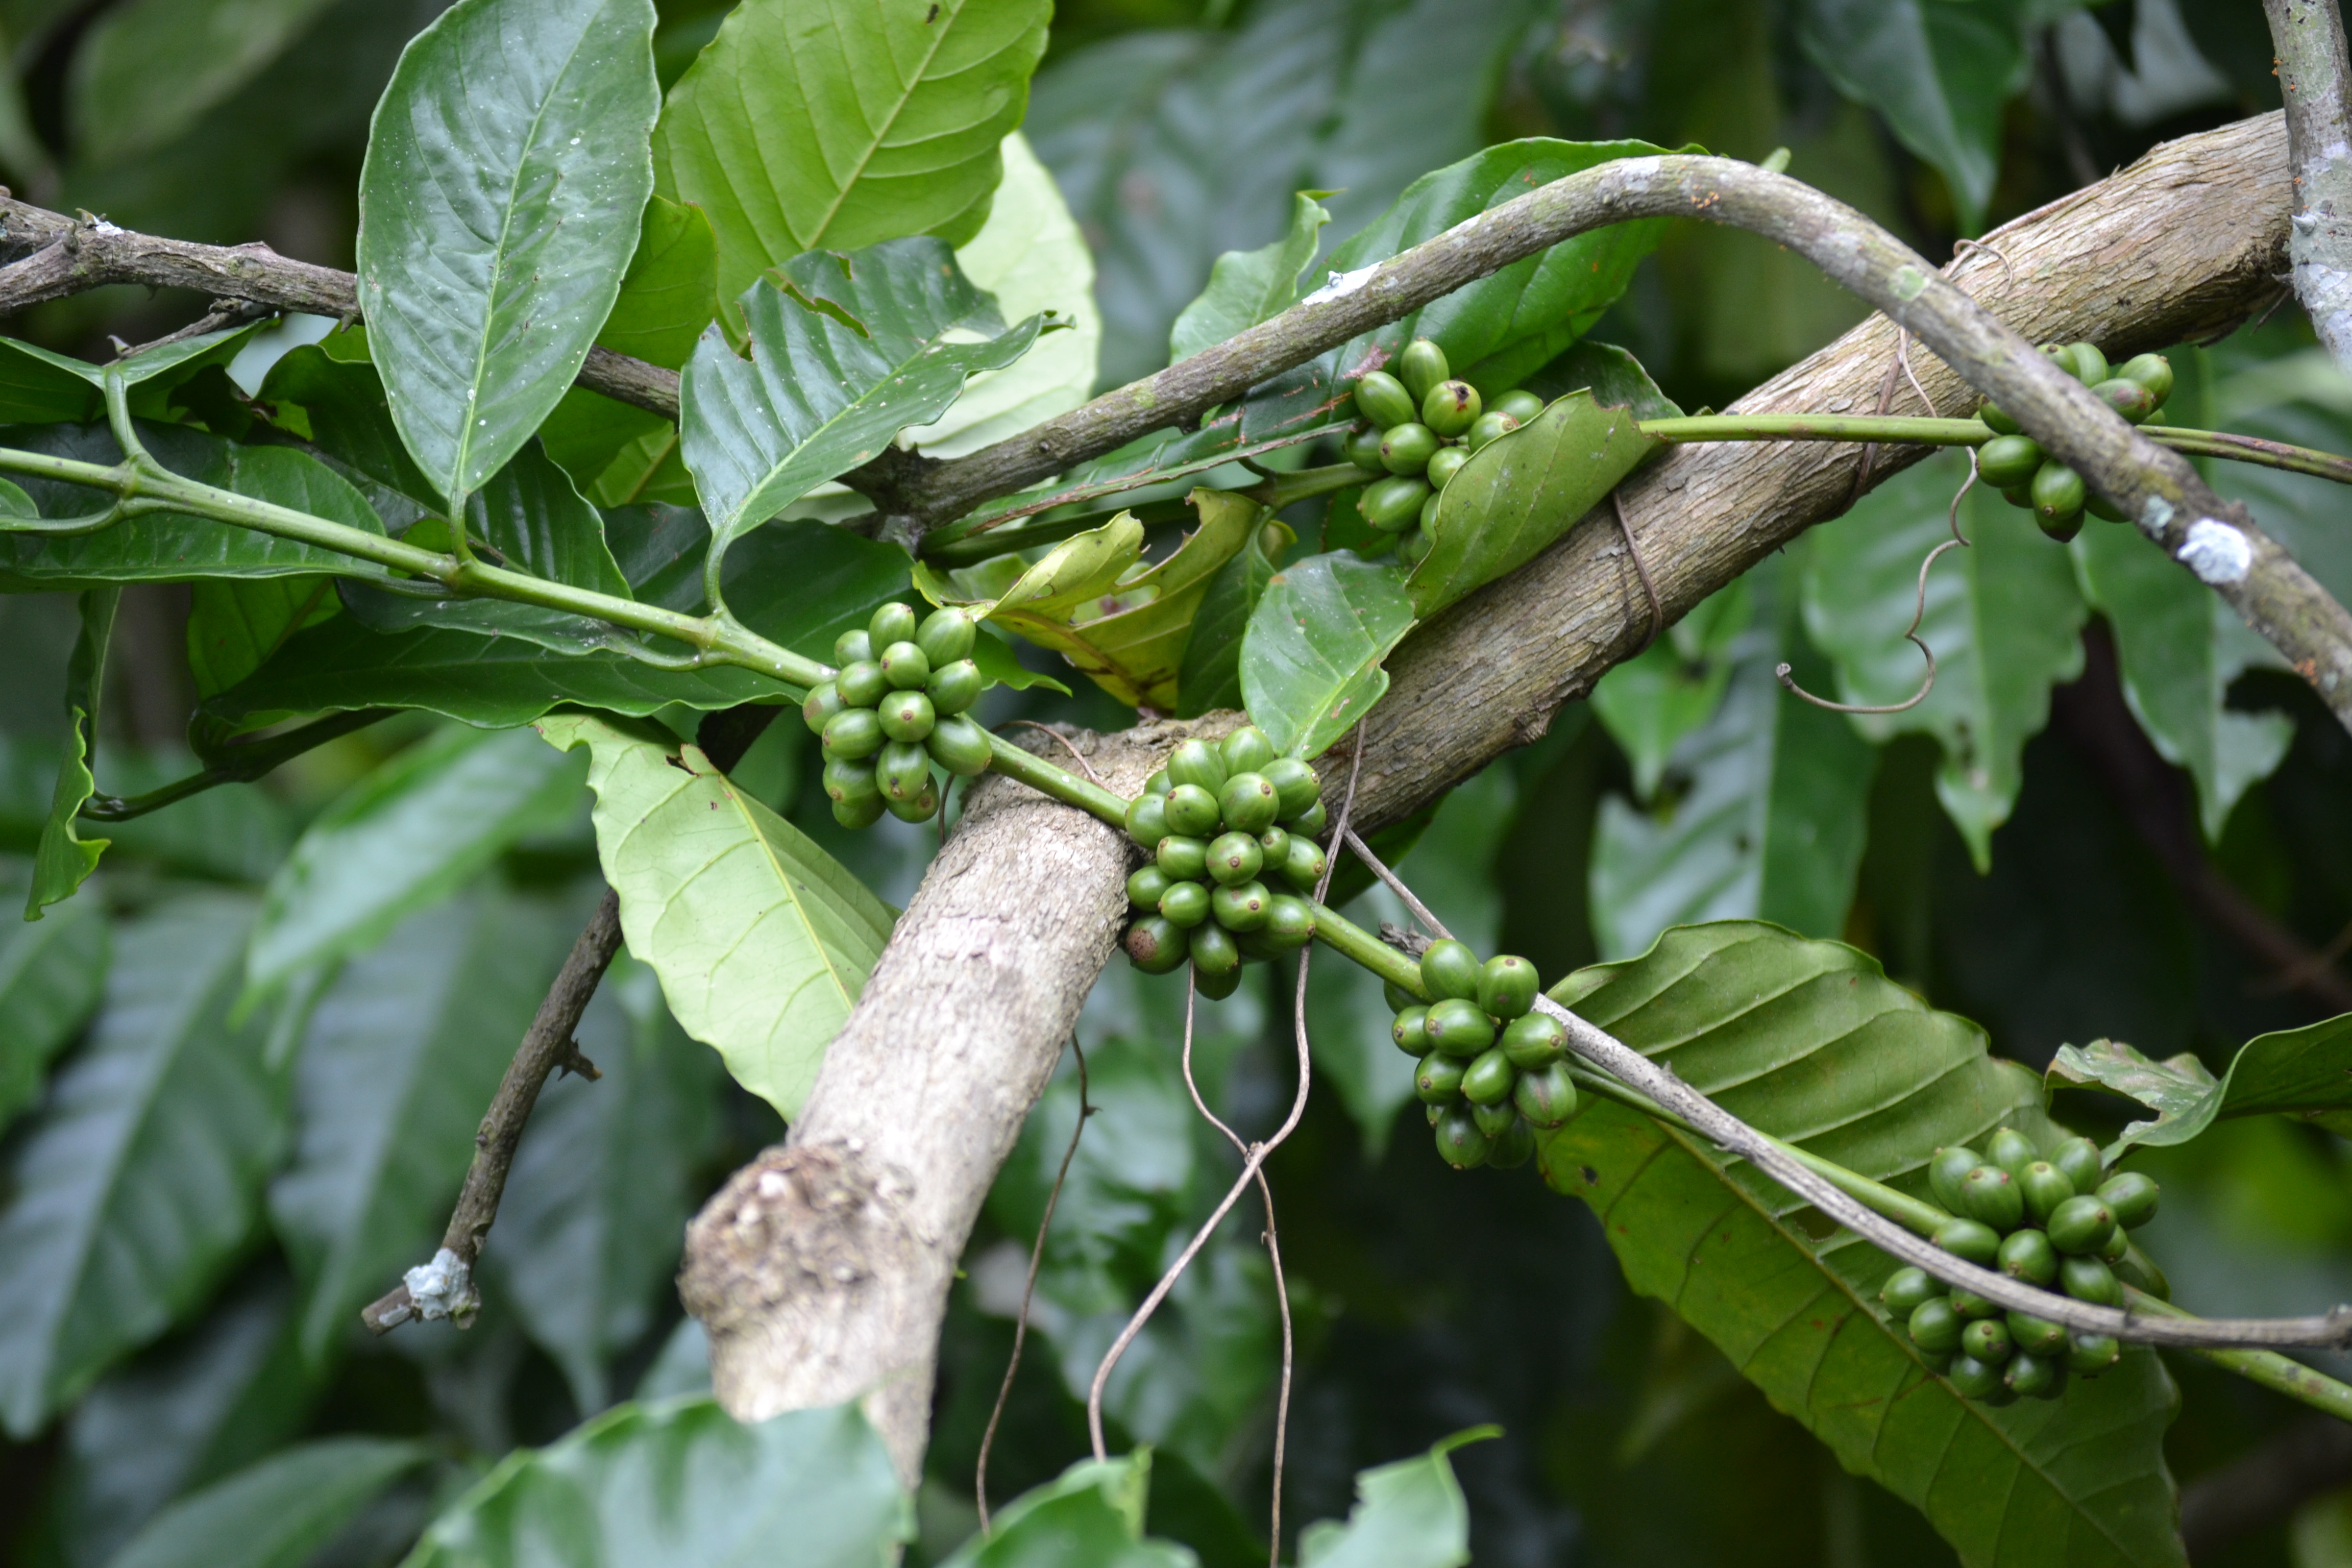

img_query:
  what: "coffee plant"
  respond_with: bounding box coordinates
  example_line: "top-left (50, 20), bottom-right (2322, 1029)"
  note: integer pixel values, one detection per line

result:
top-left (0, 2), bottom-right (2348, 1566)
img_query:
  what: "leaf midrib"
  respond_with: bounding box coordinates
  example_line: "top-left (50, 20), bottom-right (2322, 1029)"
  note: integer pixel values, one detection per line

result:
top-left (795, 0), bottom-right (973, 253)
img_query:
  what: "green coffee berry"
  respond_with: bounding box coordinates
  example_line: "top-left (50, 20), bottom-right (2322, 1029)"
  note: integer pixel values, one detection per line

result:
top-left (916, 605), bottom-right (977, 665)
top-left (1210, 880), bottom-right (1271, 931)
top-left (1398, 338), bottom-right (1450, 404)
top-left (1192, 961), bottom-right (1242, 1001)
top-left (1951, 1287), bottom-right (2002, 1320)
top-left (1928, 1147), bottom-right (1982, 1213)
top-left (1461, 1047), bottom-right (1516, 1106)
top-left (1290, 799), bottom-right (1329, 837)
top-left (2033, 462), bottom-right (2087, 531)
top-left (1260, 895), bottom-right (1316, 950)
top-left (1264, 757), bottom-right (1320, 819)
top-left (2001, 483), bottom-right (2033, 510)
top-left (1157, 835), bottom-right (1209, 881)
top-left (835, 628), bottom-right (874, 667)
top-left (1355, 371), bottom-right (1417, 429)
top-left (2066, 1332), bottom-right (2121, 1376)
top-left (1392, 1007), bottom-right (1430, 1055)
top-left (803, 681), bottom-right (845, 734)
top-left (837, 659), bottom-right (889, 709)
top-left (1415, 1053), bottom-right (1466, 1105)
top-left (1945, 1354), bottom-right (2004, 1400)
top-left (1128, 865), bottom-right (1173, 910)
top-left (1494, 389), bottom-right (1545, 424)
top-left (1126, 915), bottom-right (1189, 974)
top-left (1281, 836), bottom-right (1328, 890)
top-left (1961, 1318), bottom-right (2012, 1363)
top-left (1416, 493), bottom-right (1441, 535)
top-left (1471, 1098), bottom-right (1518, 1139)
top-left (1957, 1165), bottom-right (2024, 1232)
top-left (2006, 1311), bottom-right (2069, 1358)
top-left (1881, 1267), bottom-right (1941, 1315)
top-left (869, 601), bottom-right (918, 649)
top-left (1164, 782), bottom-right (1221, 837)
top-left (1986, 1127), bottom-right (2038, 1178)
top-left (2005, 1352), bottom-right (2063, 1400)
top-left (1190, 920), bottom-right (1241, 978)
top-left (2051, 1136), bottom-right (2104, 1193)
top-left (833, 792), bottom-right (886, 830)
top-left (1465, 410), bottom-right (1520, 451)
top-left (877, 741), bottom-right (931, 801)
top-left (1361, 474), bottom-right (1432, 532)
top-left (1513, 1061), bottom-right (1578, 1128)
top-left (2060, 1254), bottom-right (2121, 1306)
top-left (1997, 1228), bottom-right (2059, 1286)
top-left (2046, 1195), bottom-right (2117, 1256)
top-left (823, 707), bottom-right (885, 762)
top-left (1434, 1106), bottom-right (1491, 1169)
top-left (927, 715), bottom-right (992, 778)
top-left (878, 641), bottom-right (930, 691)
top-left (2017, 1161), bottom-right (2075, 1227)
top-left (1977, 434), bottom-right (2044, 488)
top-left (1398, 527), bottom-right (1434, 568)
top-left (884, 777), bottom-right (939, 823)
top-left (2097, 1171), bottom-right (2159, 1229)
top-left (1487, 1117), bottom-right (1537, 1169)
top-left (1126, 792), bottom-right (1170, 849)
top-left (927, 658), bottom-right (984, 717)
top-left (2092, 377), bottom-right (2155, 424)
top-left (1422, 379), bottom-right (1481, 437)
top-left (1167, 738), bottom-right (1227, 793)
top-left (1501, 1012), bottom-right (1567, 1069)
top-left (2097, 1225), bottom-right (2132, 1265)
top-left (1380, 423), bottom-right (1439, 475)
top-left (2117, 352), bottom-right (2173, 403)
top-left (1219, 771), bottom-right (1280, 834)
top-left (1908, 1297), bottom-right (1963, 1354)
top-left (1977, 400), bottom-right (2021, 435)
top-left (878, 689), bottom-right (936, 744)
top-left (823, 757), bottom-right (880, 808)
top-left (1146, 770), bottom-right (1172, 797)
top-left (1206, 832), bottom-right (1263, 886)
top-left (1159, 880), bottom-right (1210, 928)
top-left (1384, 980), bottom-right (1418, 1012)
top-left (1419, 939), bottom-right (1484, 1001)
top-left (1257, 825), bottom-right (1292, 870)
top-left (2065, 342), bottom-right (2110, 385)
top-left (1427, 445), bottom-right (1468, 490)
top-left (1934, 1217), bottom-right (2001, 1266)
top-left (1425, 1104), bottom-right (1444, 1127)
top-left (1220, 724), bottom-right (1275, 775)
top-left (1344, 426), bottom-right (1389, 472)
top-left (1478, 955), bottom-right (1539, 1019)
top-left (1425, 996), bottom-right (1497, 1058)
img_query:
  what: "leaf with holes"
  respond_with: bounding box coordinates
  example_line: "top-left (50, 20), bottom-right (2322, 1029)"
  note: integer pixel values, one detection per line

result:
top-left (1296, 1429), bottom-right (1494, 1568)
top-left (2050, 1015), bottom-right (2352, 1156)
top-left (537, 712), bottom-right (897, 1118)
top-left (1541, 921), bottom-right (2183, 1568)
top-left (1241, 551), bottom-right (1415, 760)
top-left (28, 588), bottom-right (117, 919)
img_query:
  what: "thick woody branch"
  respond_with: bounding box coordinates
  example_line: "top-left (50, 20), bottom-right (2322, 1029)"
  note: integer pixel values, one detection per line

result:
top-left (2267, 0), bottom-right (2352, 370)
top-left (0, 195), bottom-right (680, 422)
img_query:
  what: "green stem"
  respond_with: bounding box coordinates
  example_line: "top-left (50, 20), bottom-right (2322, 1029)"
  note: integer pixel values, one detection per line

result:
top-left (981, 730), bottom-right (1131, 824)
top-left (2146, 426), bottom-right (2352, 485)
top-left (1305, 900), bottom-right (1426, 996)
top-left (2127, 1289), bottom-right (2352, 1423)
top-left (80, 709), bottom-right (396, 822)
top-left (920, 463), bottom-right (1364, 567)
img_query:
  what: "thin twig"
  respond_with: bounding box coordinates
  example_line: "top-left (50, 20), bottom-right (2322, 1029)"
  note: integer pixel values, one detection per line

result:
top-left (976, 1038), bottom-right (1091, 1534)
top-left (1894, 327), bottom-right (1937, 419)
top-left (1002, 720), bottom-right (1106, 785)
top-left (1610, 490), bottom-right (1663, 654)
top-left (1951, 237), bottom-right (2016, 284)
top-left (361, 888), bottom-right (623, 1333)
top-left (1343, 827), bottom-right (1454, 942)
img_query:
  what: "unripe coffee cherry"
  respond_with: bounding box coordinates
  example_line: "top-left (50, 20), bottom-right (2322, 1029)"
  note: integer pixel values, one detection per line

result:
top-left (1157, 835), bottom-right (1209, 881)
top-left (1419, 939), bottom-right (1483, 1001)
top-left (926, 658), bottom-right (984, 716)
top-left (823, 707), bottom-right (884, 762)
top-left (1957, 1165), bottom-right (2024, 1231)
top-left (1908, 1298), bottom-right (1963, 1354)
top-left (1260, 895), bottom-right (1315, 950)
top-left (2066, 1332), bottom-right (2121, 1375)
top-left (2005, 1352), bottom-right (2063, 1400)
top-left (1210, 880), bottom-right (1271, 932)
top-left (1167, 738), bottom-right (1226, 793)
top-left (1219, 771), bottom-right (1280, 834)
top-left (1289, 799), bottom-right (1329, 837)
top-left (1434, 1105), bottom-right (1490, 1169)
top-left (1945, 1354), bottom-right (2004, 1401)
top-left (1380, 423), bottom-right (1439, 475)
top-left (1159, 881), bottom-right (1210, 928)
top-left (1493, 389), bottom-right (1545, 424)
top-left (1989, 1126), bottom-right (2038, 1177)
top-left (1192, 961), bottom-right (1242, 1001)
top-left (2064, 341), bottom-right (2110, 385)
top-left (803, 681), bottom-right (844, 734)
top-left (1501, 1012), bottom-right (1566, 1068)
top-left (1281, 835), bottom-right (1327, 890)
top-left (1189, 921), bottom-right (1241, 978)
top-left (2098, 1171), bottom-right (2159, 1229)
top-left (2091, 377), bottom-right (2155, 424)
top-left (1465, 410), bottom-right (1520, 451)
top-left (926, 714), bottom-right (992, 776)
top-left (1206, 831), bottom-right (1264, 886)
top-left (2017, 1161), bottom-right (2074, 1227)
top-left (877, 741), bottom-right (931, 801)
top-left (1397, 337), bottom-right (1450, 404)
top-left (2061, 1254), bottom-right (2122, 1306)
top-left (823, 757), bottom-right (880, 808)
top-left (833, 791), bottom-right (886, 829)
top-left (2051, 1136), bottom-right (2104, 1193)
top-left (1417, 494), bottom-right (1440, 535)
top-left (1996, 1228), bottom-right (2059, 1286)
top-left (916, 605), bottom-right (977, 665)
top-left (1125, 791), bottom-right (1169, 848)
top-left (1344, 426), bottom-right (1388, 472)
top-left (884, 776), bottom-right (938, 823)
top-left (1127, 865), bottom-right (1172, 910)
top-left (877, 690), bottom-right (935, 743)
top-left (2006, 1311), bottom-right (2068, 1357)
top-left (1257, 825), bottom-right (1291, 869)
top-left (1392, 1007), bottom-right (1429, 1054)
top-left (879, 641), bottom-right (931, 690)
top-left (1928, 1146), bottom-right (1981, 1212)
top-left (1424, 996), bottom-right (1496, 1058)
top-left (1961, 1318), bottom-right (2011, 1363)
top-left (868, 601), bottom-right (918, 650)
top-left (1399, 528), bottom-right (1433, 568)
top-left (1354, 371), bottom-right (1416, 429)
top-left (1426, 446), bottom-right (1468, 490)
top-left (1461, 1047), bottom-right (1515, 1106)
top-left (2117, 352), bottom-right (2173, 404)
top-left (1487, 1116), bottom-right (1536, 1169)
top-left (1263, 757), bottom-right (1320, 819)
top-left (1422, 379), bottom-right (1481, 437)
top-left (1164, 782), bottom-right (1221, 837)
top-left (1951, 1287), bottom-right (2001, 1320)
top-left (1976, 434), bottom-right (2044, 489)
top-left (1976, 400), bottom-right (2021, 435)
top-left (835, 628), bottom-right (874, 667)
top-left (1933, 1217), bottom-right (2001, 1265)
top-left (1513, 1060), bottom-right (1578, 1128)
top-left (1221, 724), bottom-right (1275, 775)
top-left (1478, 954), bottom-right (1538, 1019)
top-left (1880, 1267), bottom-right (1940, 1314)
top-left (1415, 1052), bottom-right (1466, 1105)
top-left (837, 659), bottom-right (889, 709)
top-left (1362, 479), bottom-right (1425, 536)
top-left (1126, 915), bottom-right (1189, 974)
top-left (2047, 1195), bottom-right (2117, 1256)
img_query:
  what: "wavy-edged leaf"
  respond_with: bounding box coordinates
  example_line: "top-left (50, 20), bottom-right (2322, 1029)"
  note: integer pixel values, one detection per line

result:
top-left (681, 240), bottom-right (1044, 577)
top-left (28, 587), bottom-right (117, 918)
top-left (1240, 552), bottom-right (1414, 760)
top-left (0, 868), bottom-right (108, 1132)
top-left (2071, 523), bottom-right (2290, 842)
top-left (601, 192), bottom-right (720, 372)
top-left (1178, 516), bottom-right (1290, 718)
top-left (68, 0), bottom-right (339, 168)
top-left (0, 325), bottom-right (264, 428)
top-left (652, 0), bottom-right (1050, 326)
top-left (107, 1437), bottom-right (426, 1568)
top-left (1411, 389), bottom-right (1659, 618)
top-left (406, 1398), bottom-right (911, 1567)
top-left (1541, 922), bottom-right (2184, 1568)
top-left (1170, 190), bottom-right (1330, 366)
top-left (537, 712), bottom-right (896, 1118)
top-left (246, 724), bottom-right (585, 993)
top-left (1296, 1429), bottom-right (1493, 1568)
top-left (269, 892), bottom-right (573, 1364)
top-left (1801, 450), bottom-right (2087, 868)
top-left (1521, 337), bottom-right (1685, 422)
top-left (0, 894), bottom-right (282, 1436)
top-left (2050, 1014), bottom-right (2352, 1154)
top-left (357, 0), bottom-right (659, 507)
top-left (941, 1455), bottom-right (1188, 1568)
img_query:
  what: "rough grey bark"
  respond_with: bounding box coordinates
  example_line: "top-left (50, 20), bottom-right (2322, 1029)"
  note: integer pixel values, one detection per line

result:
top-left (2268, 0), bottom-right (2352, 371)
top-left (684, 114), bottom-right (2304, 1474)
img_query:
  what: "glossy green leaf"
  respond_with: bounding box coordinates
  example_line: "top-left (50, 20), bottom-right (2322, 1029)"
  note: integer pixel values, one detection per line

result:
top-left (69, 0), bottom-right (339, 167)
top-left (1169, 190), bottom-right (1331, 365)
top-left (1796, 0), bottom-right (2027, 232)
top-left (357, 0), bottom-right (659, 507)
top-left (539, 388), bottom-right (694, 510)
top-left (253, 346), bottom-right (441, 517)
top-left (1541, 922), bottom-right (2183, 1568)
top-left (538, 712), bottom-right (896, 1118)
top-left (1240, 551), bottom-right (1415, 761)
top-left (269, 892), bottom-right (573, 1364)
top-left (680, 241), bottom-right (1044, 579)
top-left (107, 1437), bottom-right (426, 1568)
top-left (600, 192), bottom-right (720, 371)
top-left (652, 0), bottom-right (1050, 327)
top-left (1590, 576), bottom-right (1751, 800)
top-left (0, 325), bottom-right (263, 428)
top-left (185, 577), bottom-right (340, 698)
top-left (1801, 451), bottom-right (2087, 869)
top-left (2071, 523), bottom-right (2290, 842)
top-left (1519, 337), bottom-right (1685, 422)
top-left (1177, 517), bottom-right (1290, 718)
top-left (1295, 1429), bottom-right (1493, 1568)
top-left (489, 958), bottom-right (719, 1413)
top-left (1412, 389), bottom-right (1660, 619)
top-left (0, 895), bottom-right (282, 1437)
top-left (28, 587), bottom-right (117, 919)
top-left (940, 1455), bottom-right (1191, 1568)
top-left (0, 868), bottom-right (108, 1131)
top-left (2049, 1014), bottom-right (2352, 1154)
top-left (406, 1398), bottom-right (912, 1567)
top-left (246, 723), bottom-right (585, 993)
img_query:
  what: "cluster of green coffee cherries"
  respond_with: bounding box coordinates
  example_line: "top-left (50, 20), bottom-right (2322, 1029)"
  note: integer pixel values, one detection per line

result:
top-left (1386, 939), bottom-right (1578, 1173)
top-left (1879, 1126), bottom-right (2162, 1405)
top-left (802, 602), bottom-right (995, 828)
top-left (1121, 726), bottom-right (1331, 1000)
top-left (1343, 337), bottom-right (1544, 568)
top-left (1975, 345), bottom-right (2174, 542)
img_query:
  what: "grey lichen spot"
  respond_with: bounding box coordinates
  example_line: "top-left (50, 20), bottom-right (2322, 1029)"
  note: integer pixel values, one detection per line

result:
top-left (2177, 517), bottom-right (2252, 585)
